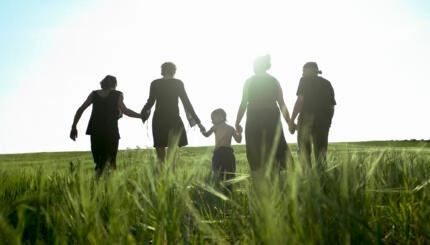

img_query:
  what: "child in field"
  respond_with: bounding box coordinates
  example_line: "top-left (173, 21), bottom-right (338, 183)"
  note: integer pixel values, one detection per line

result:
top-left (200, 108), bottom-right (242, 193)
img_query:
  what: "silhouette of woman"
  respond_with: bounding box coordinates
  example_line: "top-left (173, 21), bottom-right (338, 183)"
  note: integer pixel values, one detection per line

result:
top-left (141, 62), bottom-right (205, 166)
top-left (235, 55), bottom-right (294, 174)
top-left (70, 75), bottom-right (141, 177)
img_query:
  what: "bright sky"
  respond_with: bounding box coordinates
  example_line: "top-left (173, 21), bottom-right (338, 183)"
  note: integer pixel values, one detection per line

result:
top-left (0, 0), bottom-right (429, 154)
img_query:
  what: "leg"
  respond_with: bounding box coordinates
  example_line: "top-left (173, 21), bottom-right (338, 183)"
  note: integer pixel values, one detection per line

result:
top-left (91, 135), bottom-right (104, 177)
top-left (167, 128), bottom-right (183, 170)
top-left (245, 125), bottom-right (263, 172)
top-left (273, 122), bottom-right (289, 171)
top-left (156, 147), bottom-right (166, 164)
top-left (222, 148), bottom-right (236, 195)
top-left (297, 118), bottom-right (312, 168)
top-left (313, 125), bottom-right (330, 173)
top-left (108, 137), bottom-right (119, 172)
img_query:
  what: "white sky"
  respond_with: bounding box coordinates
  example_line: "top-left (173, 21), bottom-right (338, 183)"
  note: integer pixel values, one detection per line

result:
top-left (0, 0), bottom-right (429, 154)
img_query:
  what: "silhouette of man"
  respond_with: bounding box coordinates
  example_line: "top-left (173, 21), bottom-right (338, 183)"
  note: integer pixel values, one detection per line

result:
top-left (290, 62), bottom-right (336, 170)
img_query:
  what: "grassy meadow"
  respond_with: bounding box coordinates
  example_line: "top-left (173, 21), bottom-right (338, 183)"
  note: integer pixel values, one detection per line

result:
top-left (0, 141), bottom-right (430, 244)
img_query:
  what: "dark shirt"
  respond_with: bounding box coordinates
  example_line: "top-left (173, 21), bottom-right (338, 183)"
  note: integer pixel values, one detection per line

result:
top-left (142, 78), bottom-right (200, 124)
top-left (86, 90), bottom-right (122, 138)
top-left (244, 73), bottom-right (281, 112)
top-left (297, 76), bottom-right (336, 119)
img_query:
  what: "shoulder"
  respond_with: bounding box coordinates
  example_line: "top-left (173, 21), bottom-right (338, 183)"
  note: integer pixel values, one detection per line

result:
top-left (267, 73), bottom-right (278, 81)
top-left (299, 76), bottom-right (311, 83)
top-left (173, 78), bottom-right (184, 86)
top-left (113, 90), bottom-right (123, 98)
top-left (223, 123), bottom-right (235, 132)
top-left (318, 76), bottom-right (331, 83)
top-left (151, 79), bottom-right (162, 86)
top-left (298, 77), bottom-right (313, 87)
top-left (245, 75), bottom-right (257, 84)
top-left (297, 77), bottom-right (312, 95)
top-left (318, 77), bottom-right (334, 88)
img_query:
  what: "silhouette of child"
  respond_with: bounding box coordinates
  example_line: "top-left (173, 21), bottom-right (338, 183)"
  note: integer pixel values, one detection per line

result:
top-left (201, 108), bottom-right (242, 194)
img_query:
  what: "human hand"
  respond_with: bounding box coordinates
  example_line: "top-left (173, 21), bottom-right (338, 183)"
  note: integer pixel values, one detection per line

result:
top-left (141, 109), bottom-right (150, 123)
top-left (235, 124), bottom-right (243, 134)
top-left (198, 123), bottom-right (206, 133)
top-left (288, 123), bottom-right (296, 134)
top-left (70, 127), bottom-right (78, 141)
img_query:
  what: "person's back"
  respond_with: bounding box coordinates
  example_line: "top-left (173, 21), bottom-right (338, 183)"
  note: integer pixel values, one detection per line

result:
top-left (150, 78), bottom-right (182, 117)
top-left (212, 123), bottom-right (236, 148)
top-left (86, 89), bottom-right (122, 138)
top-left (298, 76), bottom-right (335, 121)
top-left (245, 73), bottom-right (279, 112)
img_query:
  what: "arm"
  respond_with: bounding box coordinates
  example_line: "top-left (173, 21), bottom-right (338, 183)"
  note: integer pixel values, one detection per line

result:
top-left (70, 93), bottom-right (93, 141)
top-left (118, 93), bottom-right (141, 118)
top-left (329, 105), bottom-right (335, 120)
top-left (276, 86), bottom-right (292, 126)
top-left (235, 82), bottom-right (248, 131)
top-left (201, 126), bottom-right (214, 137)
top-left (288, 95), bottom-right (303, 134)
top-left (179, 83), bottom-right (200, 124)
top-left (291, 95), bottom-right (303, 123)
top-left (233, 130), bottom-right (242, 143)
top-left (142, 83), bottom-right (156, 113)
top-left (328, 83), bottom-right (336, 120)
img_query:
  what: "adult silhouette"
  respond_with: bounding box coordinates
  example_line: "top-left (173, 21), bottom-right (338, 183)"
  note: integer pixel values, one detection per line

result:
top-left (235, 55), bottom-right (294, 174)
top-left (70, 75), bottom-right (142, 177)
top-left (290, 62), bottom-right (336, 170)
top-left (141, 62), bottom-right (204, 165)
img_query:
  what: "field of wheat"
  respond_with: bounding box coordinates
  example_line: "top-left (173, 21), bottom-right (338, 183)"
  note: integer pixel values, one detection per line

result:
top-left (0, 141), bottom-right (429, 244)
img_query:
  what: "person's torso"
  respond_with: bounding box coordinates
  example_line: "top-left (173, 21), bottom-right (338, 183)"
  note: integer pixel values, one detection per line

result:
top-left (246, 74), bottom-right (279, 111)
top-left (87, 90), bottom-right (121, 137)
top-left (152, 78), bottom-right (183, 116)
top-left (213, 123), bottom-right (235, 148)
top-left (299, 76), bottom-right (335, 117)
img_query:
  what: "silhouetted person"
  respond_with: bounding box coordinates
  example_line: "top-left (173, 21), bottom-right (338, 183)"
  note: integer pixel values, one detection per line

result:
top-left (235, 55), bottom-right (294, 175)
top-left (201, 108), bottom-right (242, 194)
top-left (141, 62), bottom-right (205, 166)
top-left (290, 62), bottom-right (336, 171)
top-left (70, 75), bottom-right (142, 177)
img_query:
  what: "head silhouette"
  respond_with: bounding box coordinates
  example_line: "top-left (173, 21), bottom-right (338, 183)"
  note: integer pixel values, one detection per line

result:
top-left (161, 62), bottom-right (176, 77)
top-left (253, 55), bottom-right (271, 74)
top-left (100, 75), bottom-right (117, 89)
top-left (211, 108), bottom-right (227, 125)
top-left (302, 62), bottom-right (322, 77)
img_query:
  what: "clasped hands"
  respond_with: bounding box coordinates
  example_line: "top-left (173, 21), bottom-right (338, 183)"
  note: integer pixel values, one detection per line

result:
top-left (288, 121), bottom-right (297, 134)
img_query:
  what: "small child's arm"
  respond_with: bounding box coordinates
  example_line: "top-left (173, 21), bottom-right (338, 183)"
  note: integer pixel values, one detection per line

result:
top-left (201, 126), bottom-right (214, 137)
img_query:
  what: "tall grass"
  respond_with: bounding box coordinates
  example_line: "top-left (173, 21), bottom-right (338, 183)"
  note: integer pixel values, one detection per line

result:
top-left (0, 143), bottom-right (429, 244)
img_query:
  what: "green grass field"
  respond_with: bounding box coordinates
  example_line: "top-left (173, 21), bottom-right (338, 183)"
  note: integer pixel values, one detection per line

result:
top-left (0, 141), bottom-right (429, 244)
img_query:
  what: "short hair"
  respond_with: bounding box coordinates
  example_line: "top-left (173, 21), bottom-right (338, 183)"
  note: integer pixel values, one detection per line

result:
top-left (253, 55), bottom-right (271, 73)
top-left (211, 108), bottom-right (227, 121)
top-left (100, 75), bottom-right (117, 89)
top-left (303, 62), bottom-right (322, 74)
top-left (161, 62), bottom-right (176, 76)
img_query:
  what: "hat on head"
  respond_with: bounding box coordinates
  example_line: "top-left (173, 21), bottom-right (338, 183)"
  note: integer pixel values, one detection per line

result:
top-left (303, 62), bottom-right (322, 74)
